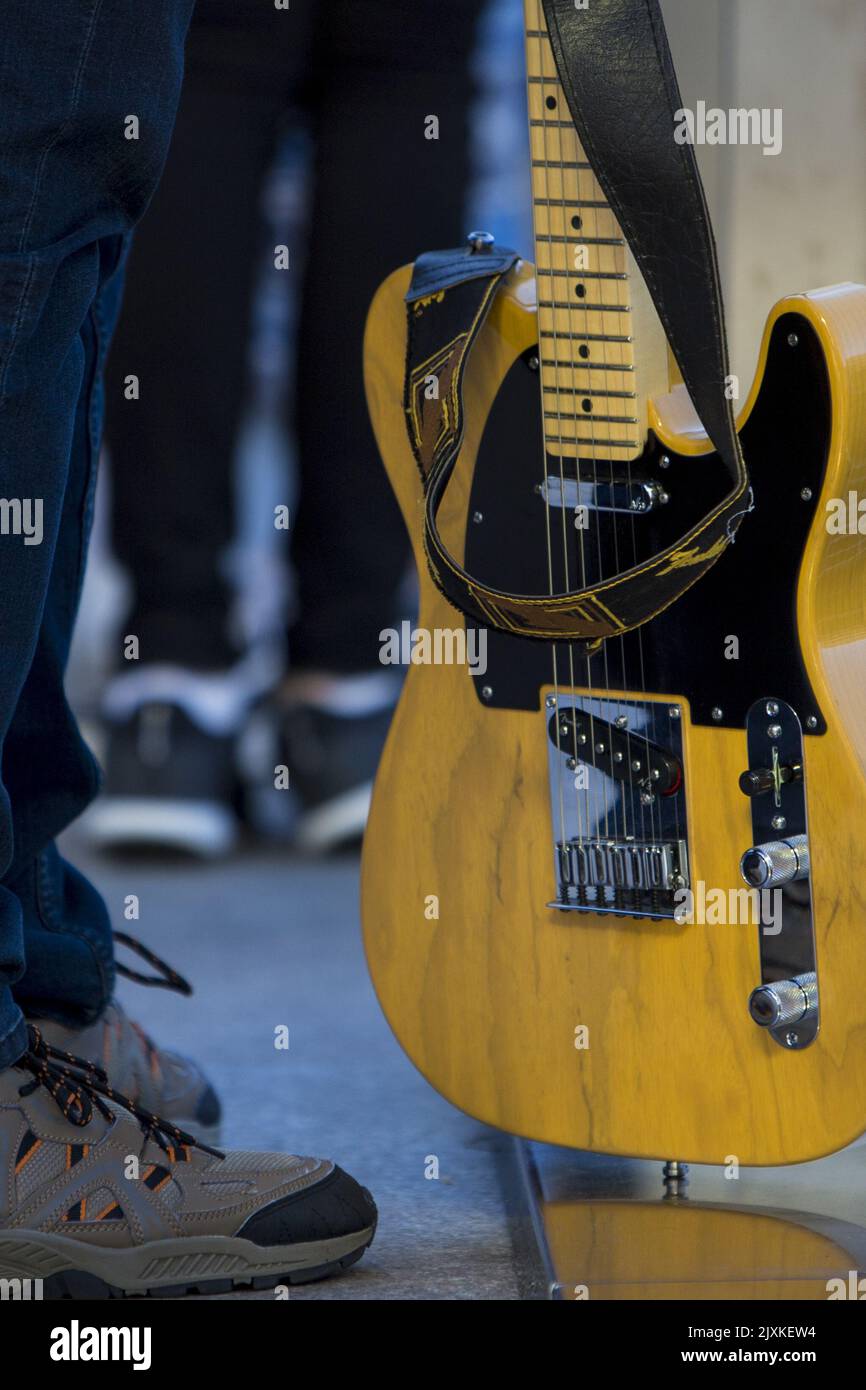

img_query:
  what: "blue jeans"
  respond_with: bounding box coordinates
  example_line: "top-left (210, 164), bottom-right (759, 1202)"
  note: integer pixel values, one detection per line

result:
top-left (0, 0), bottom-right (195, 1068)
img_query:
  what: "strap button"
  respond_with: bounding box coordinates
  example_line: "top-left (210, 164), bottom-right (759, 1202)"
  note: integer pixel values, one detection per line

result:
top-left (467, 230), bottom-right (495, 253)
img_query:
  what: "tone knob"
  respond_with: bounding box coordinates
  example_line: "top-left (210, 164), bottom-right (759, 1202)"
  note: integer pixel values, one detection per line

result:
top-left (748, 972), bottom-right (817, 1029)
top-left (740, 833), bottom-right (809, 888)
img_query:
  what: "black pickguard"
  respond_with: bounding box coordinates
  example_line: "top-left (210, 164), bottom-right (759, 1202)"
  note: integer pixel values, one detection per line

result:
top-left (464, 313), bottom-right (829, 731)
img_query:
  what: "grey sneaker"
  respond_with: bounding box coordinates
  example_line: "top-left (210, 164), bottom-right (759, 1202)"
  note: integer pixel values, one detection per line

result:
top-left (35, 934), bottom-right (221, 1146)
top-left (0, 1027), bottom-right (377, 1298)
top-left (37, 1002), bottom-right (222, 1149)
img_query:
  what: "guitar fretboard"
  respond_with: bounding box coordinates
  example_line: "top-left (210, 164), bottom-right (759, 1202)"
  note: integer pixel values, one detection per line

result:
top-left (524, 1), bottom-right (667, 461)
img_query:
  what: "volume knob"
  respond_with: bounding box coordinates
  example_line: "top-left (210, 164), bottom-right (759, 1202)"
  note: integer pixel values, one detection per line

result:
top-left (740, 834), bottom-right (809, 888)
top-left (749, 972), bottom-right (817, 1029)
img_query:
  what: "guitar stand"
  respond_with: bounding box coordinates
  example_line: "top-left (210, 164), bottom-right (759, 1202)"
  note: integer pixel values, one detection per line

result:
top-left (510, 1138), bottom-right (866, 1300)
top-left (662, 1160), bottom-right (690, 1198)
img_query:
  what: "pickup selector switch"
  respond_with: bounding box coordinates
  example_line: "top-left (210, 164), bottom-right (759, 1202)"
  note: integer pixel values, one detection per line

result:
top-left (738, 763), bottom-right (802, 798)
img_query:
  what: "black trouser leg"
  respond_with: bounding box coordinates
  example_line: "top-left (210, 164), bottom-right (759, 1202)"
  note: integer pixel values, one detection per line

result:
top-left (287, 0), bottom-right (485, 673)
top-left (103, 6), bottom-right (314, 670)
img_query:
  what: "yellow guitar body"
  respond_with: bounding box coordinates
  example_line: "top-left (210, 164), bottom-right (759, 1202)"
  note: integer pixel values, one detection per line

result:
top-left (361, 259), bottom-right (866, 1165)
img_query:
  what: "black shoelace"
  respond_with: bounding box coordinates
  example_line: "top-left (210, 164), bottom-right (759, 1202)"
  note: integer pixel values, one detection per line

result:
top-left (112, 930), bottom-right (192, 1076)
top-left (14, 1026), bottom-right (223, 1160)
top-left (113, 931), bottom-right (192, 995)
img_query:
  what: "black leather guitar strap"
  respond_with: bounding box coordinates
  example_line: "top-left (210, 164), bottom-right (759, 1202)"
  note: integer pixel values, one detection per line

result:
top-left (402, 0), bottom-right (753, 642)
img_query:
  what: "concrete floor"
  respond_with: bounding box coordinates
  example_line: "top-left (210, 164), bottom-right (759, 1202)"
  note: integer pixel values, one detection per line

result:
top-left (61, 828), bottom-right (866, 1302)
top-left (62, 836), bottom-right (523, 1301)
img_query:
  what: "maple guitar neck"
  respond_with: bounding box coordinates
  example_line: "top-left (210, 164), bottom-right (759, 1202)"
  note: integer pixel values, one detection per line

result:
top-left (523, 0), bottom-right (669, 463)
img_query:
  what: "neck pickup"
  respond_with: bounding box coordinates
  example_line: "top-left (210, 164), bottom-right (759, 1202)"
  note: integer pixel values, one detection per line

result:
top-left (540, 471), bottom-right (669, 517)
top-left (548, 705), bottom-right (682, 796)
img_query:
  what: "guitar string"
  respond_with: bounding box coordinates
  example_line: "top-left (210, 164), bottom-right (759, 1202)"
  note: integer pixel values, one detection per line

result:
top-left (561, 8), bottom-right (659, 875)
top-left (535, 0), bottom-right (607, 902)
top-left (617, 222), bottom-right (661, 873)
top-left (540, 3), bottom-right (619, 889)
top-left (587, 159), bottom-right (632, 858)
top-left (569, 107), bottom-right (612, 868)
top-left (541, 2), bottom-right (662, 905)
top-left (578, 127), bottom-right (628, 865)
top-left (596, 164), bottom-right (640, 848)
top-left (530, 4), bottom-right (569, 881)
top-left (537, 7), bottom-right (602, 867)
top-left (534, 4), bottom-right (680, 907)
top-left (535, 1), bottom-right (601, 886)
top-left (623, 243), bottom-right (664, 870)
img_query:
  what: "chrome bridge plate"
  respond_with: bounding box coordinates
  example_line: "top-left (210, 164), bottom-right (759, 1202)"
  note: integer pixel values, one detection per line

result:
top-left (545, 693), bottom-right (690, 920)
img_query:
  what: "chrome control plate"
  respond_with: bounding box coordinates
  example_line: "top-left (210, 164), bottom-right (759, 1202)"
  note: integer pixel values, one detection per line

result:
top-left (744, 697), bottom-right (818, 1049)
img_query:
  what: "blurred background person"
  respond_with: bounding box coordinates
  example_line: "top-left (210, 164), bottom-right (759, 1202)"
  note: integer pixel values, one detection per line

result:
top-left (85, 0), bottom-right (501, 858)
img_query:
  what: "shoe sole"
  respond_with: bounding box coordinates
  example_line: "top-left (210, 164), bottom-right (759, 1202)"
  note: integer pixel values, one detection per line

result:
top-left (294, 783), bottom-right (372, 853)
top-left (0, 1224), bottom-right (375, 1299)
top-left (85, 798), bottom-right (238, 858)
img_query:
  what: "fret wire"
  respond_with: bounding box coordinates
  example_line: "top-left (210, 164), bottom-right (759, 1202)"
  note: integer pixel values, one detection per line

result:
top-left (536, 236), bottom-right (625, 246)
top-left (545, 437), bottom-right (640, 448)
top-left (544, 414), bottom-right (639, 424)
top-left (538, 301), bottom-right (632, 313)
top-left (530, 160), bottom-right (593, 169)
top-left (539, 331), bottom-right (632, 342)
top-left (536, 270), bottom-right (628, 280)
top-left (541, 359), bottom-right (634, 371)
top-left (543, 388), bottom-right (637, 398)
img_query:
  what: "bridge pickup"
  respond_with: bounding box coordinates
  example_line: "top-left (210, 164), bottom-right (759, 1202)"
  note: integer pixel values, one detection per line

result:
top-left (540, 473), bottom-right (668, 516)
top-left (547, 706), bottom-right (682, 796)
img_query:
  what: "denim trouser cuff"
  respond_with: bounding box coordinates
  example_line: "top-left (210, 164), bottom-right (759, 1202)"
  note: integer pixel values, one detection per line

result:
top-left (5, 847), bottom-right (115, 1030)
top-left (0, 1011), bottom-right (28, 1071)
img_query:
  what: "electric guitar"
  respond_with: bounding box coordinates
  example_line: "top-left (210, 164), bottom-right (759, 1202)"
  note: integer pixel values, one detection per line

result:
top-left (360, 0), bottom-right (866, 1164)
